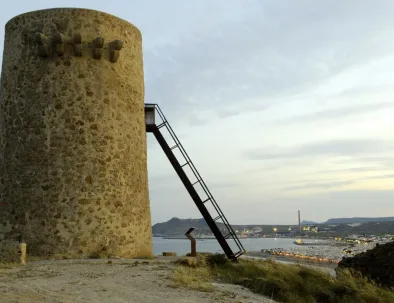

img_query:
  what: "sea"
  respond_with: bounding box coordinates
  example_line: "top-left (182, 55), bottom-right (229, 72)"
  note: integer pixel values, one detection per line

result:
top-left (152, 237), bottom-right (295, 256)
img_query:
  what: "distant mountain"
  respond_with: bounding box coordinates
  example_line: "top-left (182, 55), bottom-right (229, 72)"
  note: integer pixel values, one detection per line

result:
top-left (325, 217), bottom-right (394, 224)
top-left (152, 216), bottom-right (394, 236)
top-left (302, 217), bottom-right (394, 225)
top-left (301, 220), bottom-right (319, 225)
top-left (152, 217), bottom-right (210, 235)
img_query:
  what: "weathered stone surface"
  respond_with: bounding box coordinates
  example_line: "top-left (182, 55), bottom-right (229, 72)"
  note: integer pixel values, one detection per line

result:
top-left (0, 240), bottom-right (24, 263)
top-left (0, 8), bottom-right (152, 258)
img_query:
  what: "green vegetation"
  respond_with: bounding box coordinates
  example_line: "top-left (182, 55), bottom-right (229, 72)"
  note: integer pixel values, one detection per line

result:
top-left (0, 262), bottom-right (21, 269)
top-left (172, 264), bottom-right (214, 292)
top-left (173, 254), bottom-right (394, 303)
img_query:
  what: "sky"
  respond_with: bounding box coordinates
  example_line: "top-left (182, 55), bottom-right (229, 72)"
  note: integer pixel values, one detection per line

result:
top-left (0, 1), bottom-right (393, 225)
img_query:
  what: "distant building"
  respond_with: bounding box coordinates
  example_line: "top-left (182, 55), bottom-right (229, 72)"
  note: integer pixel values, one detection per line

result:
top-left (302, 225), bottom-right (319, 232)
top-left (253, 227), bottom-right (263, 233)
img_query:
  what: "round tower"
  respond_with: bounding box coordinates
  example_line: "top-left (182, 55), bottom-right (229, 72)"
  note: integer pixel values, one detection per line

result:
top-left (0, 8), bottom-right (152, 258)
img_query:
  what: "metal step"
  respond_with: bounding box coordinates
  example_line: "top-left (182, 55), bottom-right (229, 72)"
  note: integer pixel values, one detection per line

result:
top-left (181, 161), bottom-right (190, 168)
top-left (192, 179), bottom-right (201, 186)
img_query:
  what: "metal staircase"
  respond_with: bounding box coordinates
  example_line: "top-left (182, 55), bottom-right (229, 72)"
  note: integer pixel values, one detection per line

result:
top-left (145, 103), bottom-right (245, 261)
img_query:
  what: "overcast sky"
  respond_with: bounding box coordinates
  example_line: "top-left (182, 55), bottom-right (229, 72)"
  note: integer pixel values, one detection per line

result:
top-left (1, 1), bottom-right (393, 225)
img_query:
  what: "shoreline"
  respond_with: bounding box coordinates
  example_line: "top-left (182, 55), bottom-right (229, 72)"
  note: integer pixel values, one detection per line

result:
top-left (162, 237), bottom-right (216, 240)
top-left (244, 251), bottom-right (338, 269)
top-left (153, 237), bottom-right (391, 266)
top-left (244, 241), bottom-right (390, 269)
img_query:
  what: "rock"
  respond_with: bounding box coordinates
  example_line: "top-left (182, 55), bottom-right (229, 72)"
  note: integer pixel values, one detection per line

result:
top-left (162, 252), bottom-right (177, 256)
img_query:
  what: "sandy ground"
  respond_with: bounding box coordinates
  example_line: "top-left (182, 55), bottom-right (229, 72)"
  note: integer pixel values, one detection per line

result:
top-left (0, 258), bottom-right (275, 303)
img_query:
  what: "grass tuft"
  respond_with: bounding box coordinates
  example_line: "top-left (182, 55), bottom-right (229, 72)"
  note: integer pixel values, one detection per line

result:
top-left (211, 256), bottom-right (394, 303)
top-left (172, 265), bottom-right (214, 292)
top-left (0, 262), bottom-right (21, 269)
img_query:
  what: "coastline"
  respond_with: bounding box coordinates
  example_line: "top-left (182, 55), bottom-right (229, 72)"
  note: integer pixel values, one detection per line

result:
top-left (153, 237), bottom-right (392, 269)
top-left (244, 251), bottom-right (338, 269)
top-left (162, 237), bottom-right (216, 240)
top-left (244, 240), bottom-right (390, 268)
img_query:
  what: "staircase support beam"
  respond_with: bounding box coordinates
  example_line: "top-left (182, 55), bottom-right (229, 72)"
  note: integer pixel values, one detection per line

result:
top-left (150, 125), bottom-right (236, 261)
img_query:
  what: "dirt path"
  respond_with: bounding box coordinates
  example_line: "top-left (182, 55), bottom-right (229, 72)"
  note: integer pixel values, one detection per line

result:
top-left (0, 259), bottom-right (275, 303)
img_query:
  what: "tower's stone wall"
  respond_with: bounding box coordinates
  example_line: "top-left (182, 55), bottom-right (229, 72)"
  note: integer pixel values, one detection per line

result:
top-left (0, 8), bottom-right (152, 258)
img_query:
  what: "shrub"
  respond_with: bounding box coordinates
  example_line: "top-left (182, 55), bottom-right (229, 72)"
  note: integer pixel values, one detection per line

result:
top-left (195, 254), bottom-right (394, 303)
top-left (205, 253), bottom-right (230, 267)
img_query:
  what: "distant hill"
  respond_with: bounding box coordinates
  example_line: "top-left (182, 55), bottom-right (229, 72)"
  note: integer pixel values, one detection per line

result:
top-left (301, 220), bottom-right (319, 225)
top-left (302, 217), bottom-right (394, 225)
top-left (152, 216), bottom-right (394, 236)
top-left (325, 217), bottom-right (394, 224)
top-left (152, 217), bottom-right (211, 235)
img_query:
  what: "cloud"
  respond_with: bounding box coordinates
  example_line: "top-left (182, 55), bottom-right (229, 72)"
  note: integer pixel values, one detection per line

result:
top-left (148, 174), bottom-right (179, 190)
top-left (321, 167), bottom-right (383, 174)
top-left (366, 174), bottom-right (394, 180)
top-left (273, 102), bottom-right (394, 125)
top-left (213, 189), bottom-right (394, 225)
top-left (207, 181), bottom-right (241, 189)
top-left (244, 139), bottom-right (394, 160)
top-left (2, 1), bottom-right (394, 225)
top-left (148, 172), bottom-right (240, 191)
top-left (283, 180), bottom-right (353, 191)
top-left (143, 1), bottom-right (394, 125)
top-left (333, 156), bottom-right (394, 168)
top-left (281, 173), bottom-right (394, 192)
top-left (271, 189), bottom-right (394, 223)
top-left (216, 103), bottom-right (270, 119)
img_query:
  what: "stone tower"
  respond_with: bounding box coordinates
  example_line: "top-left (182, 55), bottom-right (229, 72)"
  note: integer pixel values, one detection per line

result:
top-left (0, 8), bottom-right (152, 258)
